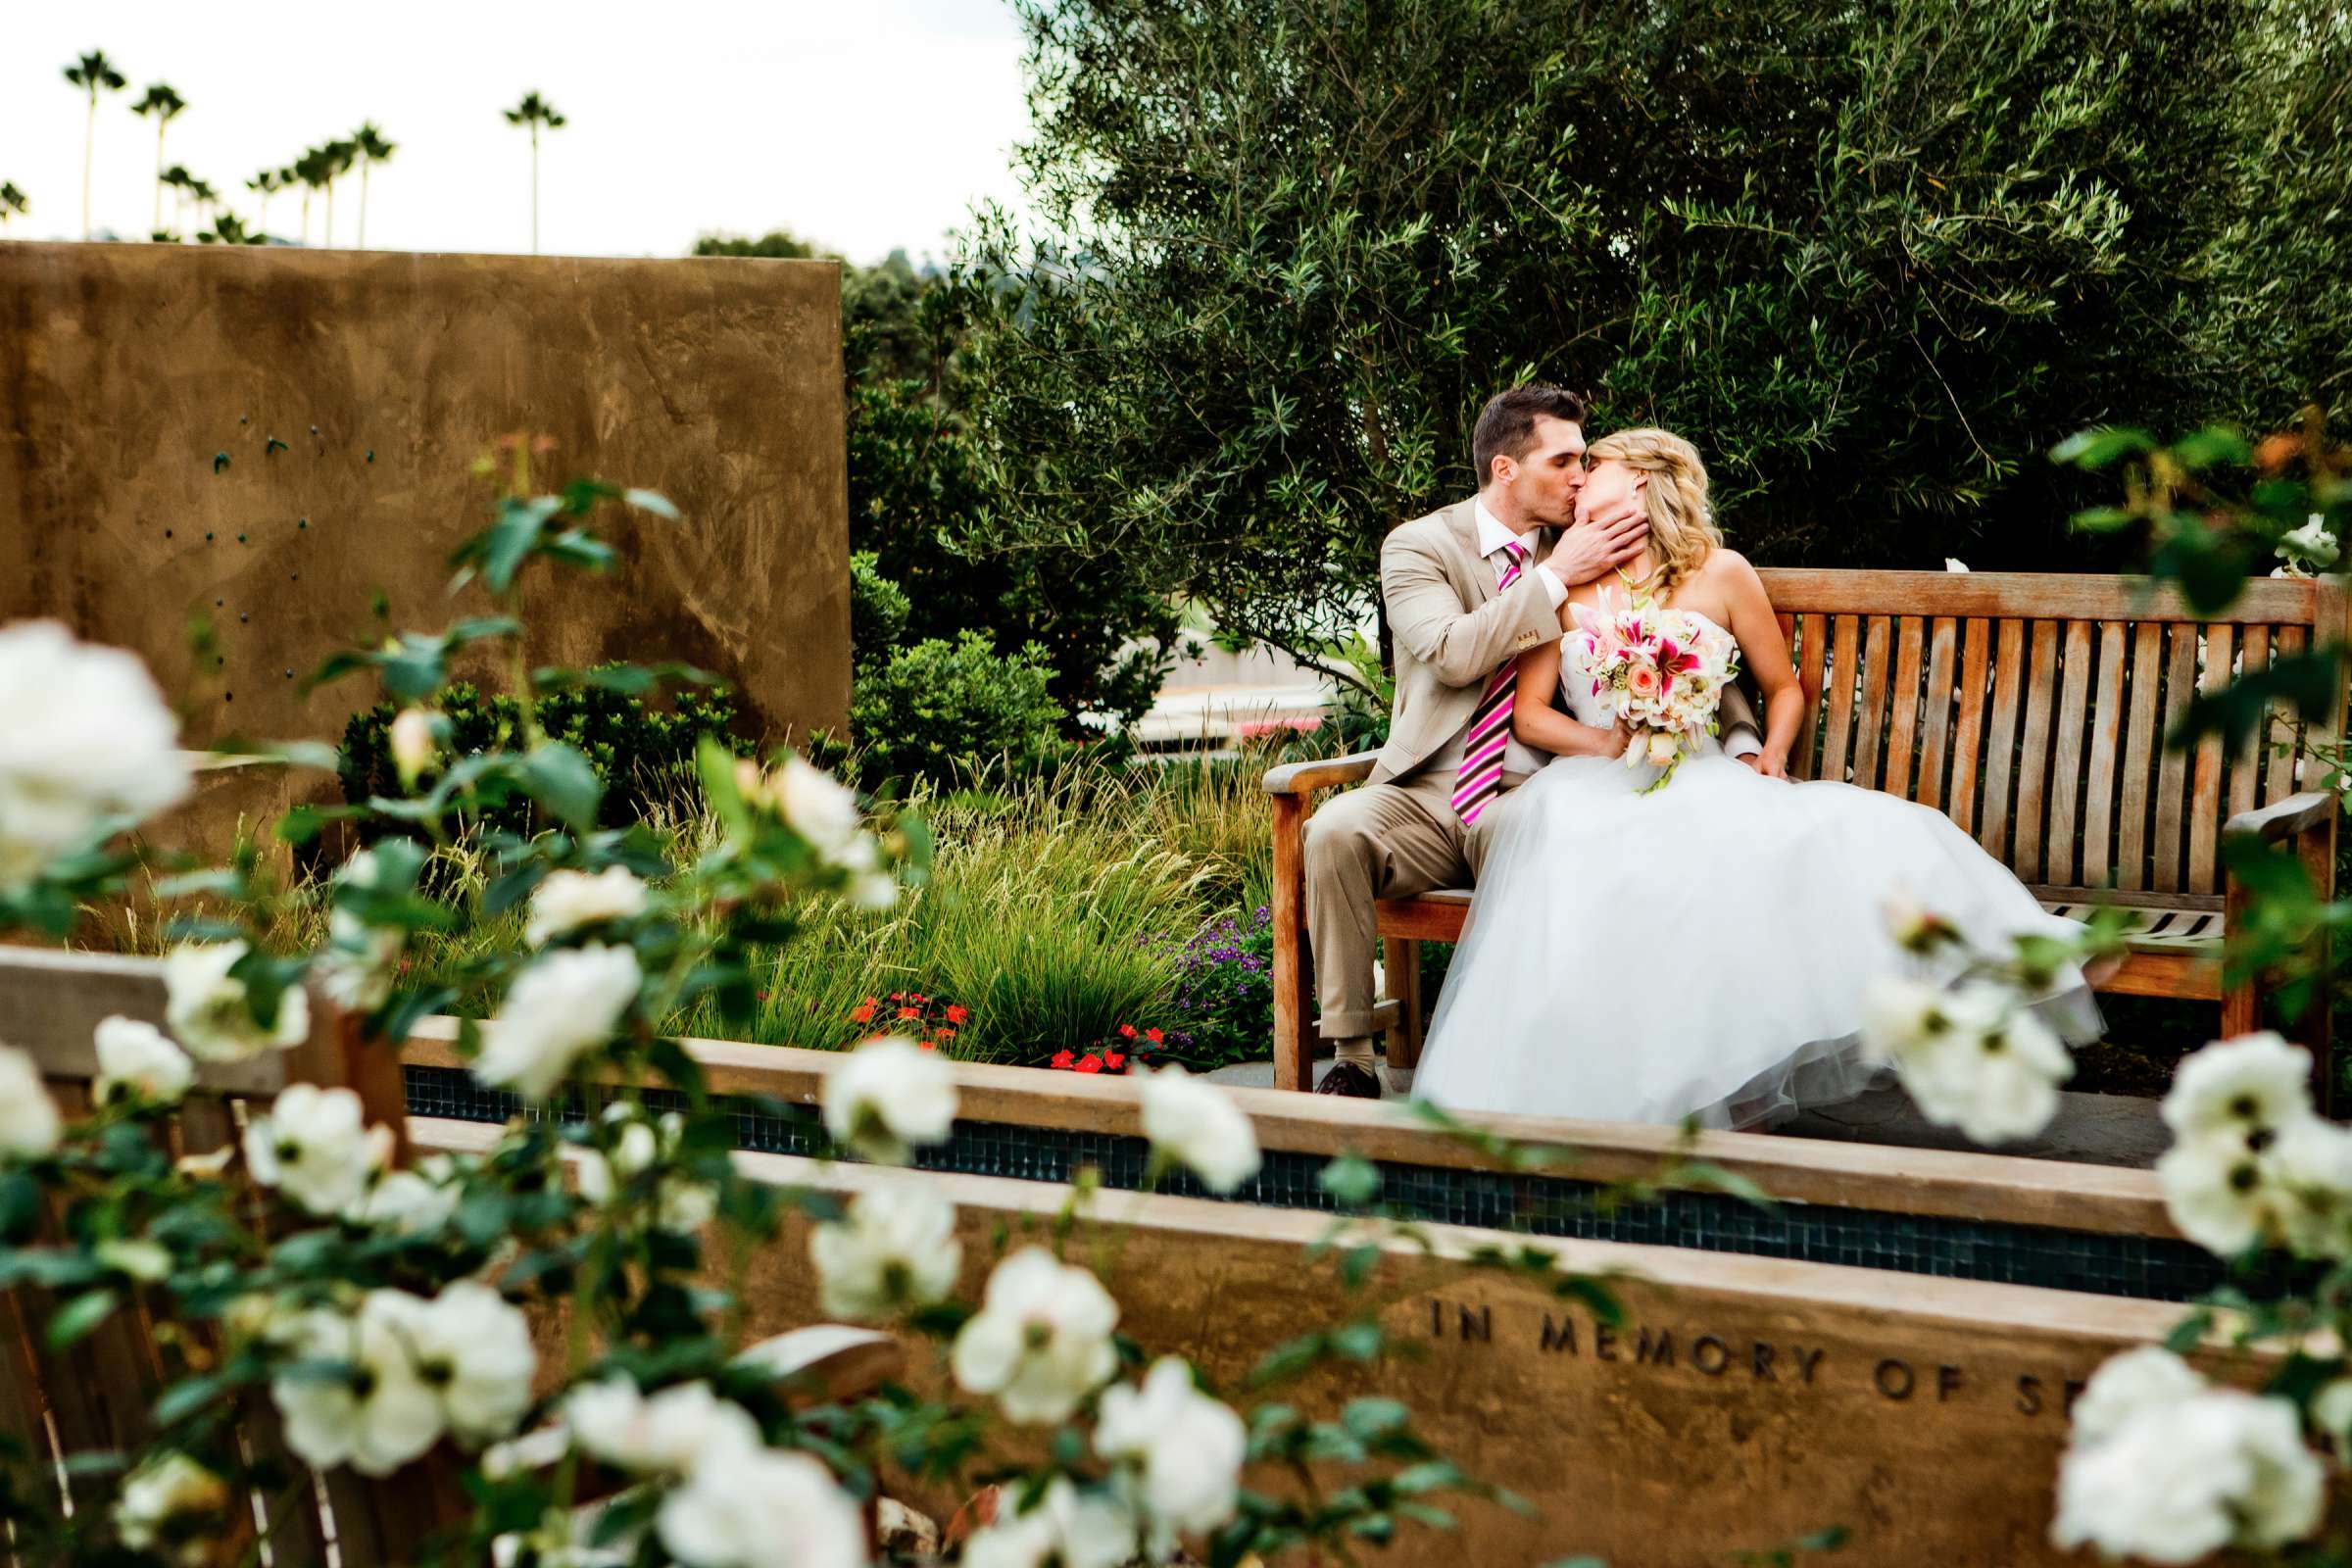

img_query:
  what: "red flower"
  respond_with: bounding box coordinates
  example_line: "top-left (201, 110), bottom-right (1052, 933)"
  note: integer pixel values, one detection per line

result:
top-left (1074, 1054), bottom-right (1103, 1074)
top-left (918, 1040), bottom-right (936, 1052)
top-left (1145, 1028), bottom-right (1164, 1045)
top-left (1118, 1024), bottom-right (1138, 1040)
top-left (946, 1004), bottom-right (969, 1025)
top-left (1102, 1052), bottom-right (1126, 1072)
top-left (897, 1006), bottom-right (920, 1020)
top-left (850, 999), bottom-right (877, 1024)
top-left (1051, 1051), bottom-right (1075, 1069)
top-left (938, 1028), bottom-right (957, 1041)
top-left (889, 992), bottom-right (906, 1002)
top-left (911, 993), bottom-right (928, 1004)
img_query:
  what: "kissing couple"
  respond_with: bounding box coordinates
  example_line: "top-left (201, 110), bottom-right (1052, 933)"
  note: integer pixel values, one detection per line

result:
top-left (1302, 384), bottom-right (2102, 1126)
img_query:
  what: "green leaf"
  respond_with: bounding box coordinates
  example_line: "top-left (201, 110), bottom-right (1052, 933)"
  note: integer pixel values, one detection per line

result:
top-left (1318, 1152), bottom-right (1381, 1206)
top-left (516, 742), bottom-right (604, 831)
top-left (2050, 427), bottom-right (2155, 469)
top-left (46, 1289), bottom-right (122, 1349)
top-left (1341, 1396), bottom-right (1409, 1440)
top-left (623, 487), bottom-right (681, 520)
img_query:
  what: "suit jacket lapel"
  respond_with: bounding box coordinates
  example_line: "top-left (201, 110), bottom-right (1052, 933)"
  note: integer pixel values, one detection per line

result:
top-left (1447, 500), bottom-right (1494, 607)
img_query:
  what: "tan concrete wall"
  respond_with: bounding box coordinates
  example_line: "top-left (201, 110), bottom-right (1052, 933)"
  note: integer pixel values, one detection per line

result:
top-left (0, 243), bottom-right (849, 851)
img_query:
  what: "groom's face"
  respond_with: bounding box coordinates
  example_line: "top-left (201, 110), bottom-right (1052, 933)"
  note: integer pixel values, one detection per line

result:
top-left (1500, 416), bottom-right (1589, 526)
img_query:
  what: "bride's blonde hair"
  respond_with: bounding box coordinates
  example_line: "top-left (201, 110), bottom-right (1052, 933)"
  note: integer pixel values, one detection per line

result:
top-left (1586, 427), bottom-right (1721, 597)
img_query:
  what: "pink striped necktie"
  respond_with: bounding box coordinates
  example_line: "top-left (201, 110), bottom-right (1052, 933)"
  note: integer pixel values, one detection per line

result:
top-left (1450, 539), bottom-right (1530, 825)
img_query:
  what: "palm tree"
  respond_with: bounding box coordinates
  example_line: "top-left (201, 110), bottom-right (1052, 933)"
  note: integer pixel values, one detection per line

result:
top-left (246, 169), bottom-right (281, 234)
top-left (188, 176), bottom-right (219, 230)
top-left (198, 213), bottom-right (262, 246)
top-left (159, 164), bottom-right (192, 235)
top-left (320, 138), bottom-right (357, 247)
top-left (502, 91), bottom-right (565, 253)
top-left (129, 83), bottom-right (185, 234)
top-left (293, 147), bottom-right (328, 244)
top-left (353, 122), bottom-right (395, 248)
top-left (63, 51), bottom-right (127, 239)
top-left (0, 184), bottom-right (28, 235)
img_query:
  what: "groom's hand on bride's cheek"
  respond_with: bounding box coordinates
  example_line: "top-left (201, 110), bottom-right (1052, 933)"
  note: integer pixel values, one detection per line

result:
top-left (1549, 510), bottom-right (1648, 585)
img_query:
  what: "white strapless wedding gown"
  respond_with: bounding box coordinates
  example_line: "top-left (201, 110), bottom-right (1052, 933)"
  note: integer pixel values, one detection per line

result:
top-left (1413, 614), bottom-right (2102, 1130)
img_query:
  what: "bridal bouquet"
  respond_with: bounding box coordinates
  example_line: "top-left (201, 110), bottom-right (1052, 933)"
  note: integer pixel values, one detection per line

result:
top-left (1563, 592), bottom-right (1740, 792)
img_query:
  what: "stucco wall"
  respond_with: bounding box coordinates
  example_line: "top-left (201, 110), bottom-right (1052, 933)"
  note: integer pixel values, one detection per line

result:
top-left (0, 243), bottom-right (849, 780)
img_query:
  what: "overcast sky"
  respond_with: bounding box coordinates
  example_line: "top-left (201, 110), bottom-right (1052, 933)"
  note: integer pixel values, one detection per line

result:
top-left (4, 0), bottom-right (1035, 265)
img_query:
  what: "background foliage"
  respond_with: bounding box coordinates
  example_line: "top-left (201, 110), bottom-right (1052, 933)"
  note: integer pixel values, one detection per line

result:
top-left (943, 0), bottom-right (2352, 678)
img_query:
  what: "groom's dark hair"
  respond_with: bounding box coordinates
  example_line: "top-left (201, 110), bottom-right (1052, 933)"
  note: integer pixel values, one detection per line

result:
top-left (1472, 384), bottom-right (1589, 486)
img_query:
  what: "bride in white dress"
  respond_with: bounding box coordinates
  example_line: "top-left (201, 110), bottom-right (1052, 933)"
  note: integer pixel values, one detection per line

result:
top-left (1412, 428), bottom-right (2101, 1130)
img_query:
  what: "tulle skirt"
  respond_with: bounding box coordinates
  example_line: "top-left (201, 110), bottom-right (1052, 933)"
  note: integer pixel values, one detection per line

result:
top-left (1412, 747), bottom-right (2103, 1130)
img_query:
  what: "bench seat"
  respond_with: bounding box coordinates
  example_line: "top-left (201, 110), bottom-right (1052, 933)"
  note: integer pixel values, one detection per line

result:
top-left (1271, 568), bottom-right (2347, 1107)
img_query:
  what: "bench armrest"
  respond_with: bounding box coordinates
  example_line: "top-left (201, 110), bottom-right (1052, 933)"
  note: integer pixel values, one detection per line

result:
top-left (1263, 750), bottom-right (1382, 797)
top-left (2224, 790), bottom-right (2337, 844)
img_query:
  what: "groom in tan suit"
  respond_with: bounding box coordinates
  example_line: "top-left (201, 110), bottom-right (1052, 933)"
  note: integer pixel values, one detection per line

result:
top-left (1303, 385), bottom-right (1762, 1096)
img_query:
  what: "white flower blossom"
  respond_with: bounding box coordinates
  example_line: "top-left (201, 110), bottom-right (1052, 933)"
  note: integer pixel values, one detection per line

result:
top-left (1860, 979), bottom-right (2069, 1143)
top-left (565, 1378), bottom-right (760, 1476)
top-left (2162, 1032), bottom-right (2312, 1151)
top-left (1944, 558), bottom-right (1970, 573)
top-left (574, 1107), bottom-right (717, 1234)
top-left (0, 620), bottom-right (191, 894)
top-left (317, 908), bottom-right (404, 1012)
top-left (93, 1015), bottom-right (194, 1105)
top-left (1096, 1357), bottom-right (1247, 1539)
top-left (114, 1451), bottom-right (229, 1555)
top-left (2053, 1385), bottom-right (2324, 1562)
top-left (2158, 1133), bottom-right (2273, 1255)
top-left (773, 752), bottom-right (861, 857)
top-left (243, 1084), bottom-right (395, 1216)
top-left (404, 1282), bottom-right (537, 1446)
top-left (2312, 1377), bottom-right (2352, 1462)
top-left (822, 1036), bottom-right (956, 1164)
top-left (2279, 516), bottom-right (2340, 573)
top-left (271, 1296), bottom-right (446, 1476)
top-left (0, 1044), bottom-right (63, 1156)
top-left (346, 1166), bottom-right (461, 1234)
top-left (2264, 1115), bottom-right (2352, 1257)
top-left (163, 941), bottom-right (309, 1062)
top-left (810, 1182), bottom-right (961, 1321)
top-left (656, 1440), bottom-right (868, 1568)
top-left (959, 1479), bottom-right (1136, 1568)
top-left (473, 944), bottom-right (642, 1100)
top-left (1140, 1065), bottom-right (1262, 1194)
top-left (952, 1247), bottom-right (1120, 1424)
top-left (389, 707), bottom-right (440, 788)
top-left (2069, 1347), bottom-right (2208, 1448)
top-left (525, 866), bottom-right (650, 948)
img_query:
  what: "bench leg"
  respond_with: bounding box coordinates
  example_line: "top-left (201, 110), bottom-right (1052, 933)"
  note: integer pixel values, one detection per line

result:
top-left (1270, 793), bottom-right (1315, 1091)
top-left (2302, 821), bottom-right (2337, 1117)
top-left (1383, 935), bottom-right (1423, 1074)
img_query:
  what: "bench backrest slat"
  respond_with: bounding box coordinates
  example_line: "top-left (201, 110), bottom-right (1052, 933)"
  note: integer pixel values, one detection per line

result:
top-left (1758, 570), bottom-right (2340, 900)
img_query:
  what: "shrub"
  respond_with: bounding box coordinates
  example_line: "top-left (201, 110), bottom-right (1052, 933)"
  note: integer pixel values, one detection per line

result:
top-left (833, 629), bottom-right (1072, 792)
top-left (1155, 906), bottom-right (1276, 1071)
top-left (339, 670), bottom-right (750, 835)
top-left (848, 549), bottom-right (911, 668)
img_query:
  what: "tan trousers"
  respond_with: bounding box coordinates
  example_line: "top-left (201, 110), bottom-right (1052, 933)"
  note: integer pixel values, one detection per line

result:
top-left (1300, 767), bottom-right (1528, 1051)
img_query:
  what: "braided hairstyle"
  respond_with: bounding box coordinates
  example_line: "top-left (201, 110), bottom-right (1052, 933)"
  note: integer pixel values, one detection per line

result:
top-left (1585, 427), bottom-right (1722, 598)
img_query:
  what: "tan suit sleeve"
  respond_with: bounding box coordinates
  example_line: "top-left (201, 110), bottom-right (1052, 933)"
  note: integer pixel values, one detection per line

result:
top-left (1382, 526), bottom-right (1563, 689)
top-left (1719, 679), bottom-right (1764, 754)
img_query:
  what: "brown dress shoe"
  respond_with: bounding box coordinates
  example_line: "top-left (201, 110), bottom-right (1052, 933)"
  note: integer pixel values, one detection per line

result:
top-left (1315, 1058), bottom-right (1383, 1099)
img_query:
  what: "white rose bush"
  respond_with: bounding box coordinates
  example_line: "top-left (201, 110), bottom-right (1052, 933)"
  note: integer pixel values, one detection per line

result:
top-left (1847, 419), bottom-right (2352, 1562)
top-left (0, 466), bottom-right (1512, 1568)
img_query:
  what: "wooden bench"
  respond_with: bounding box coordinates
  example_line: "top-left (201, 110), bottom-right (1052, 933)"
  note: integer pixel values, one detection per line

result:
top-left (1267, 569), bottom-right (2349, 1105)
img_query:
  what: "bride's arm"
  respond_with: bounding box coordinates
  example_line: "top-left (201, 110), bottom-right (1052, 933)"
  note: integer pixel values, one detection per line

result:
top-left (1717, 553), bottom-right (1804, 779)
top-left (1509, 637), bottom-right (1628, 759)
